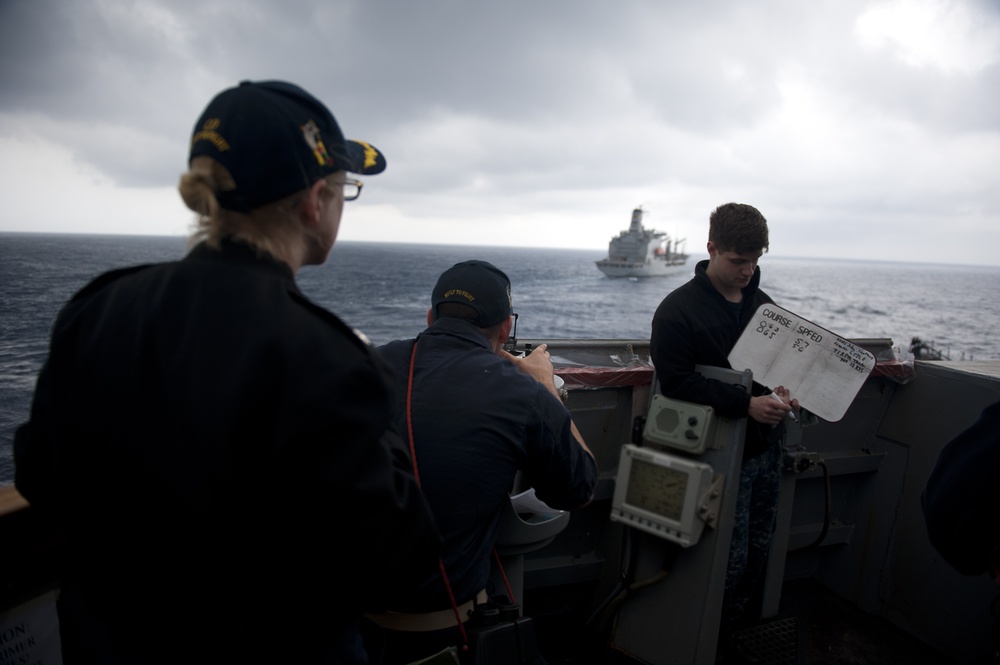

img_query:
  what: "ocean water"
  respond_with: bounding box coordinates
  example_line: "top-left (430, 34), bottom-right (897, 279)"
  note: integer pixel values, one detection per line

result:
top-left (2, 232), bottom-right (999, 485)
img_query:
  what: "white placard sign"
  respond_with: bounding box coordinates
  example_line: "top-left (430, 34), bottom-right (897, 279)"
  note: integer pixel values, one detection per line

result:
top-left (728, 304), bottom-right (876, 422)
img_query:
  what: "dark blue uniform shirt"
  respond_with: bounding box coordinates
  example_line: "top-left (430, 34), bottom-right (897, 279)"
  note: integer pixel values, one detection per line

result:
top-left (378, 318), bottom-right (597, 612)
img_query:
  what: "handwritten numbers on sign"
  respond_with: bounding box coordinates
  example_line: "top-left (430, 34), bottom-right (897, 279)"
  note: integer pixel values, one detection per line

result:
top-left (756, 321), bottom-right (780, 339)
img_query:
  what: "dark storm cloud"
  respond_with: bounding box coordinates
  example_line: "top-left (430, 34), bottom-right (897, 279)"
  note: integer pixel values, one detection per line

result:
top-left (0, 0), bottom-right (997, 265)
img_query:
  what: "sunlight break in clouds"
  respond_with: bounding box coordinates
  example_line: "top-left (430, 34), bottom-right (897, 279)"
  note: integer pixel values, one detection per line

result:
top-left (856, 0), bottom-right (1000, 74)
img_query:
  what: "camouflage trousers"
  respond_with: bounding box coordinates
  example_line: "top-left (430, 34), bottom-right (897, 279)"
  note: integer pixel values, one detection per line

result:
top-left (722, 439), bottom-right (782, 627)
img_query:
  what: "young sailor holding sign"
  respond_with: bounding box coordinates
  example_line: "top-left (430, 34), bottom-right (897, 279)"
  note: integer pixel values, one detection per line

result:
top-left (650, 202), bottom-right (799, 658)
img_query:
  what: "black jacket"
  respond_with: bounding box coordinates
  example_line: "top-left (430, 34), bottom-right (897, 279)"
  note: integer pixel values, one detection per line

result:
top-left (922, 400), bottom-right (1000, 576)
top-left (650, 259), bottom-right (780, 458)
top-left (14, 239), bottom-right (441, 663)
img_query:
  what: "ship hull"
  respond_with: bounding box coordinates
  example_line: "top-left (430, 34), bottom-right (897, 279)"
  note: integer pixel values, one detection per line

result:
top-left (595, 258), bottom-right (688, 278)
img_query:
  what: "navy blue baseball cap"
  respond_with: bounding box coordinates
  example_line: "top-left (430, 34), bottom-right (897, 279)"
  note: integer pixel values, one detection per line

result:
top-left (432, 260), bottom-right (513, 327)
top-left (188, 80), bottom-right (386, 212)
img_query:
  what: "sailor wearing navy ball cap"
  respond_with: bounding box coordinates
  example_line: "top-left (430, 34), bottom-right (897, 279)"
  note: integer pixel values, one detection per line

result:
top-left (184, 79), bottom-right (388, 269)
top-left (13, 79), bottom-right (441, 664)
top-left (366, 259), bottom-right (596, 664)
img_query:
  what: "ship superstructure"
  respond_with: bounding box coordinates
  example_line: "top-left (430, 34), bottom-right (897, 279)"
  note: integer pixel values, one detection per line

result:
top-left (596, 207), bottom-right (688, 278)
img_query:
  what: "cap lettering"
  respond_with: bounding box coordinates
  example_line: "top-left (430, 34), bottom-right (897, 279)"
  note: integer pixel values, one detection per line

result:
top-left (190, 118), bottom-right (230, 152)
top-left (443, 289), bottom-right (475, 302)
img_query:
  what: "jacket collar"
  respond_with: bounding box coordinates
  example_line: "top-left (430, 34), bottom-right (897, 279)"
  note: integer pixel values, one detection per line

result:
top-left (419, 317), bottom-right (494, 352)
top-left (693, 258), bottom-right (762, 301)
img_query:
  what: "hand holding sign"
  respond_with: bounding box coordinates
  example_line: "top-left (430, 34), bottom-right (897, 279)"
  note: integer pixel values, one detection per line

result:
top-left (728, 304), bottom-right (876, 422)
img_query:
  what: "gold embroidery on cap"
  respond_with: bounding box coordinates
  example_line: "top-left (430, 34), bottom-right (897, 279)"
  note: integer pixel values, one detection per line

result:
top-left (355, 141), bottom-right (380, 170)
top-left (190, 118), bottom-right (230, 151)
top-left (443, 289), bottom-right (475, 303)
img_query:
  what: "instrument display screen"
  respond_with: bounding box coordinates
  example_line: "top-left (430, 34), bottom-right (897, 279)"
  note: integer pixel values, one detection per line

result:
top-left (625, 458), bottom-right (688, 522)
top-left (611, 444), bottom-right (716, 547)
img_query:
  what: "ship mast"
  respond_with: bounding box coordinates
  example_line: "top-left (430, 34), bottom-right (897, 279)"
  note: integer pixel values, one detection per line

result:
top-left (629, 207), bottom-right (645, 233)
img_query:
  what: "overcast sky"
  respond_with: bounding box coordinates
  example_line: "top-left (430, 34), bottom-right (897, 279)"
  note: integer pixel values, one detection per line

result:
top-left (1, 0), bottom-right (998, 266)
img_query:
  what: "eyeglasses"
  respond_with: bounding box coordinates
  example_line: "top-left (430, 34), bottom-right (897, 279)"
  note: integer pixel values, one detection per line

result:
top-left (343, 179), bottom-right (363, 201)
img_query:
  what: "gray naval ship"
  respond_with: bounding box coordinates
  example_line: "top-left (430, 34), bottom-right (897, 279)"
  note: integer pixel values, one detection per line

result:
top-left (3, 336), bottom-right (999, 664)
top-left (596, 207), bottom-right (689, 278)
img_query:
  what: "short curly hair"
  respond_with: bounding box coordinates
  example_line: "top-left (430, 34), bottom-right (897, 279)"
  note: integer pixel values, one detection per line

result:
top-left (708, 203), bottom-right (769, 254)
